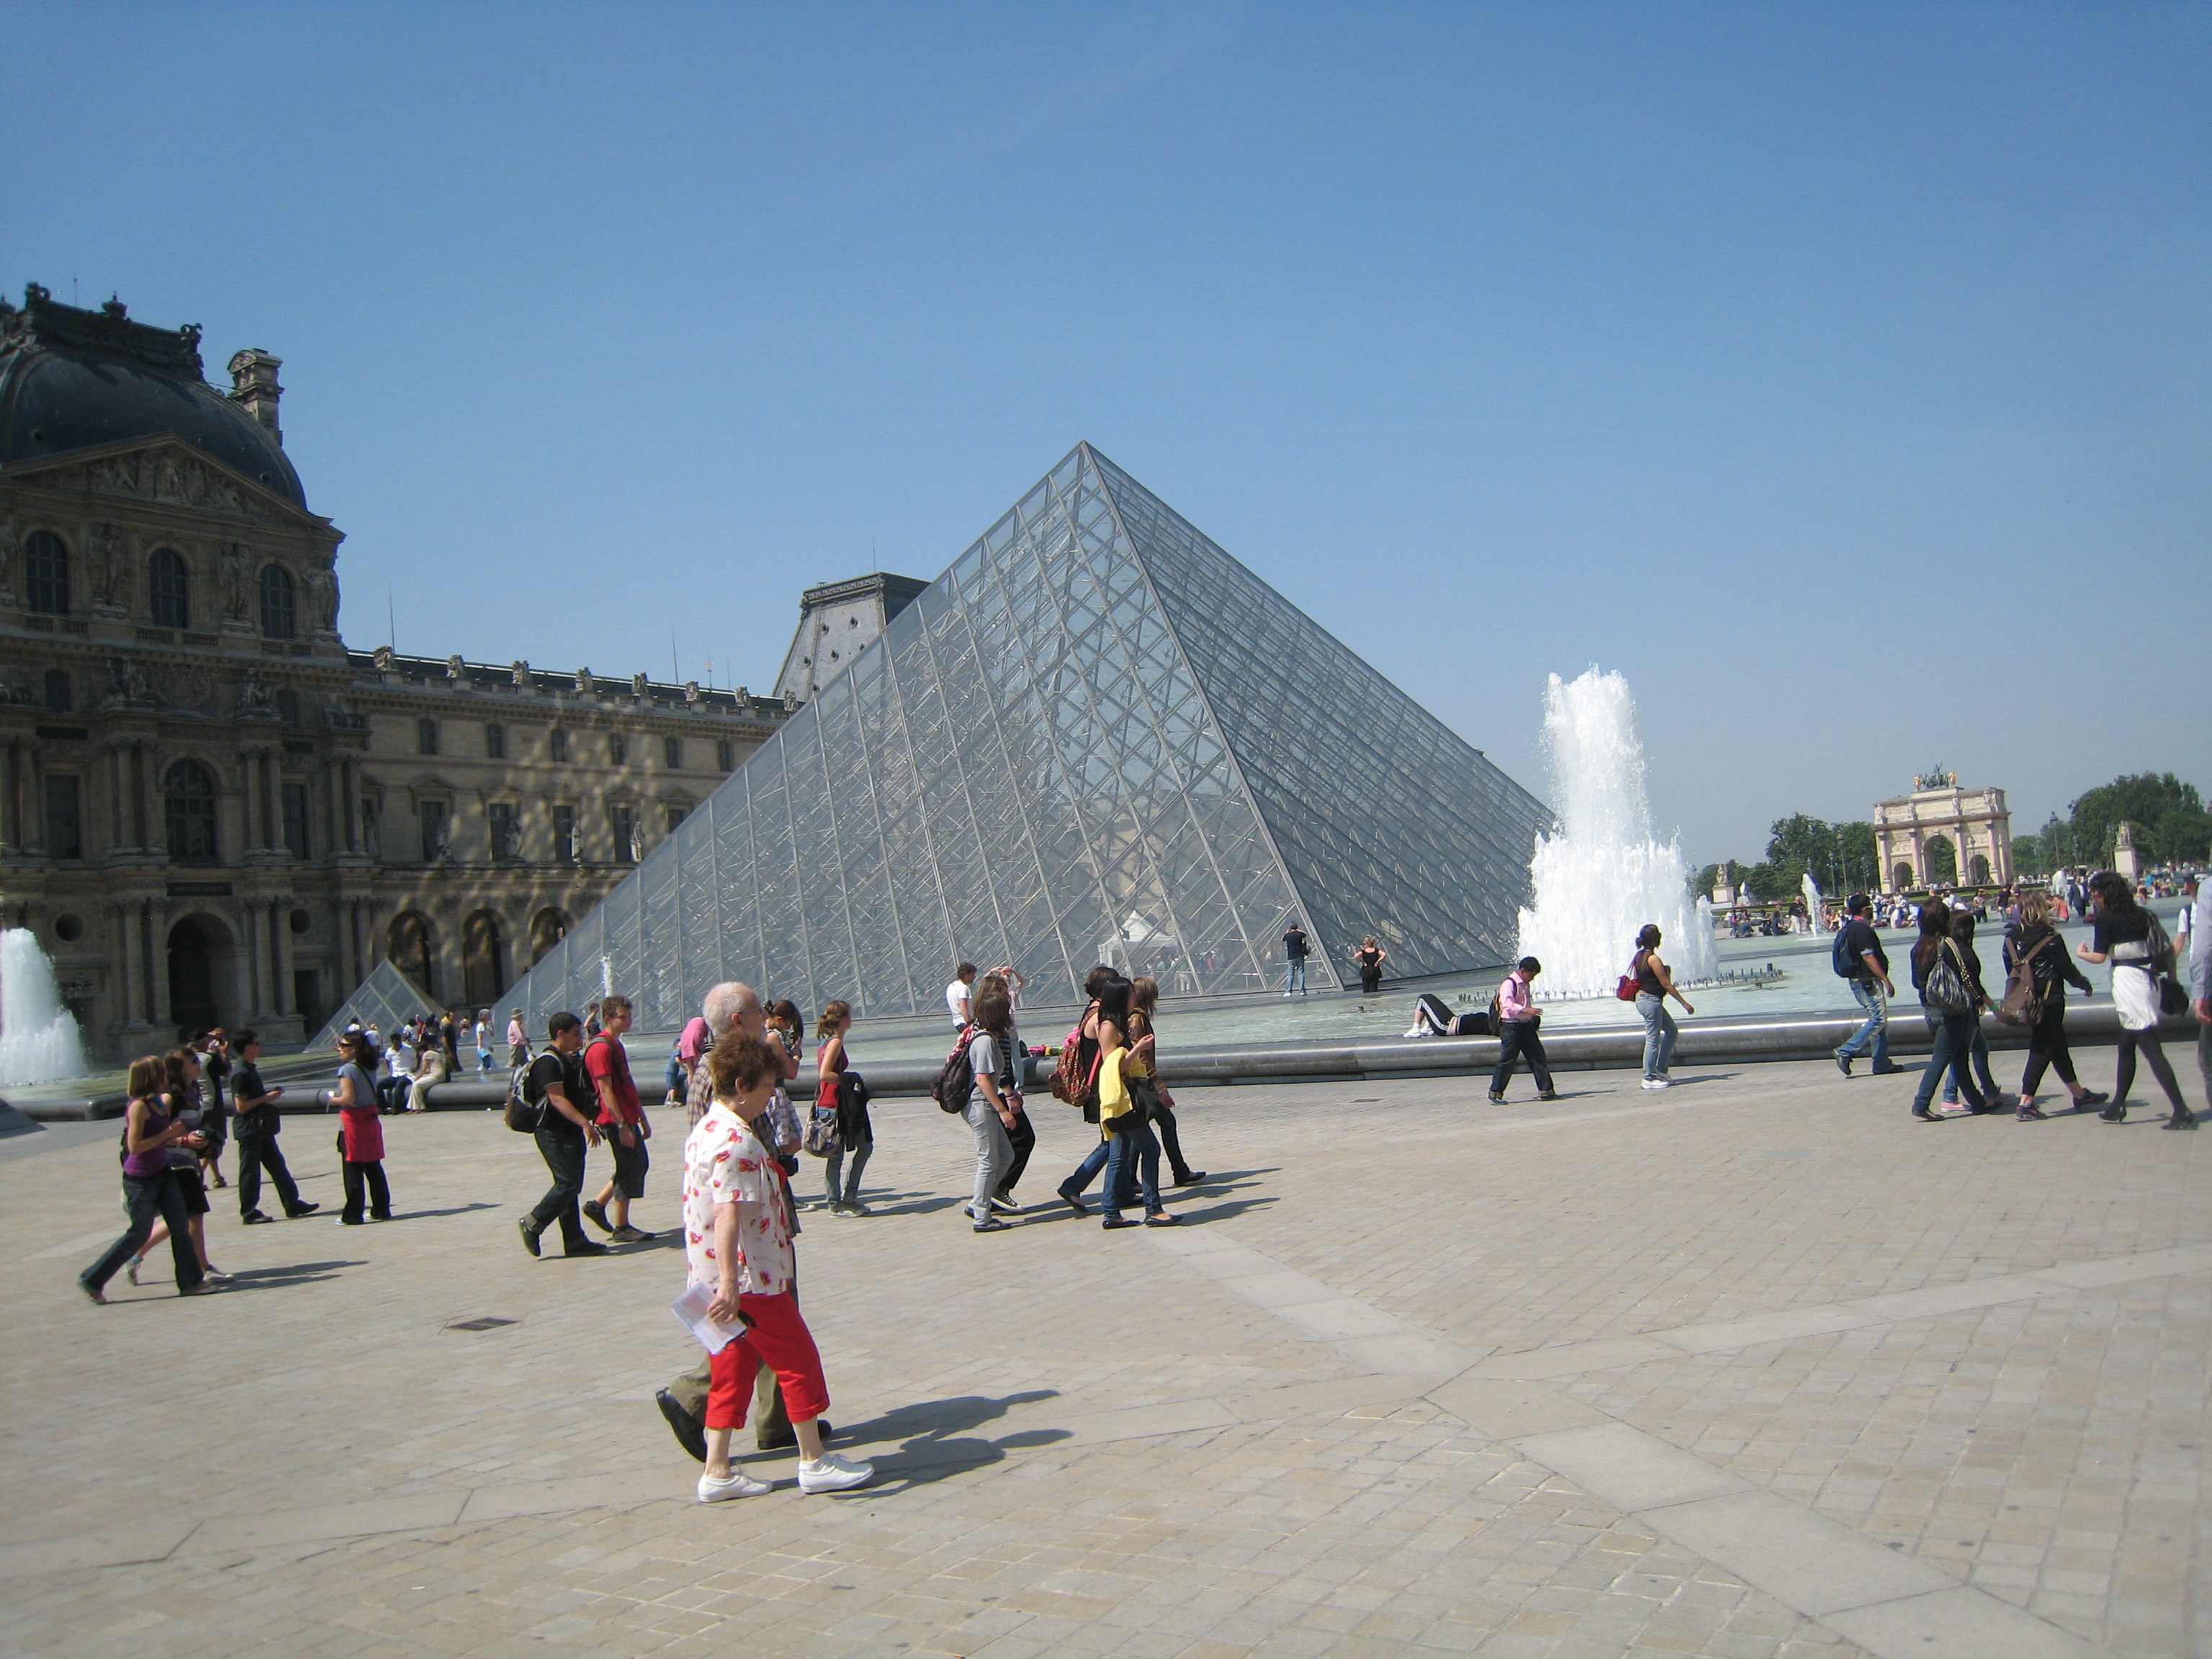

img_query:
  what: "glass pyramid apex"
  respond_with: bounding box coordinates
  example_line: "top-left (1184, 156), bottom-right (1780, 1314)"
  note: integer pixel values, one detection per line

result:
top-left (503, 444), bottom-right (1549, 1027)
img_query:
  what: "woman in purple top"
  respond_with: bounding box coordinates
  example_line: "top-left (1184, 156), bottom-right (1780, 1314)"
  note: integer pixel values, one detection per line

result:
top-left (80, 1057), bottom-right (211, 1303)
top-left (122, 1048), bottom-right (230, 1287)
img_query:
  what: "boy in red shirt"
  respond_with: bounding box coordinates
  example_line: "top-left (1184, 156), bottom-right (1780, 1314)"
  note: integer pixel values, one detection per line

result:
top-left (583, 994), bottom-right (655, 1241)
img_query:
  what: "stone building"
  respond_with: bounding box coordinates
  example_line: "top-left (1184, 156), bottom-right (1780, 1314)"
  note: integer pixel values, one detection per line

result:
top-left (771, 571), bottom-right (929, 703)
top-left (0, 284), bottom-right (790, 1058)
top-left (1874, 769), bottom-right (2013, 891)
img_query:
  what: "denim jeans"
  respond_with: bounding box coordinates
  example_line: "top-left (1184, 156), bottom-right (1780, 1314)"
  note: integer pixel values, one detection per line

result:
top-left (528, 1122), bottom-right (588, 1246)
top-left (1911, 1010), bottom-right (1986, 1115)
top-left (1635, 993), bottom-right (1677, 1079)
top-left (1837, 979), bottom-right (1890, 1068)
top-left (662, 1055), bottom-right (688, 1098)
top-left (1102, 1119), bottom-right (1163, 1218)
top-left (1943, 1025), bottom-right (2002, 1104)
top-left (82, 1172), bottom-right (202, 1295)
top-left (1063, 1137), bottom-right (1112, 1199)
top-left (1152, 1102), bottom-right (1195, 1182)
top-left (963, 1096), bottom-right (1011, 1220)
top-left (1285, 958), bottom-right (1307, 994)
top-left (824, 1132), bottom-right (872, 1208)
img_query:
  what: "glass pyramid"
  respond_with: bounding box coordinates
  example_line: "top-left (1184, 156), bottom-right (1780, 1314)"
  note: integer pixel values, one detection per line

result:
top-left (504, 444), bottom-right (1549, 1027)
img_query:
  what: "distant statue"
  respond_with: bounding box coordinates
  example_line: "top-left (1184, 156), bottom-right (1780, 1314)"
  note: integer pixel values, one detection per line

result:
top-left (631, 671), bottom-right (649, 699)
top-left (575, 666), bottom-right (594, 696)
top-left (683, 680), bottom-right (701, 704)
top-left (235, 665), bottom-right (276, 718)
top-left (104, 657), bottom-right (152, 706)
top-left (372, 644), bottom-right (395, 673)
top-left (446, 653), bottom-right (466, 680)
top-left (511, 659), bottom-right (529, 687)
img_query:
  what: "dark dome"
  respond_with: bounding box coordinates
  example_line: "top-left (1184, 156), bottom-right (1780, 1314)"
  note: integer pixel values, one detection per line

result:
top-left (0, 285), bottom-right (305, 508)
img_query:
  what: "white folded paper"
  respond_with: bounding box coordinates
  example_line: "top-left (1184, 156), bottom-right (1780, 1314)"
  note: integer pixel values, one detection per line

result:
top-left (670, 1282), bottom-right (750, 1354)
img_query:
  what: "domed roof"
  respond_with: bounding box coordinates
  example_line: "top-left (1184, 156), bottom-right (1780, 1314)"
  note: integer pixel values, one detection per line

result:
top-left (0, 285), bottom-right (306, 508)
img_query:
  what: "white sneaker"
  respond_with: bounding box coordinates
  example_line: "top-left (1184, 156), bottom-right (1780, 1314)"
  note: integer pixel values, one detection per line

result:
top-left (697, 1469), bottom-right (770, 1503)
top-left (798, 1452), bottom-right (874, 1493)
top-left (1640, 1077), bottom-right (1671, 1089)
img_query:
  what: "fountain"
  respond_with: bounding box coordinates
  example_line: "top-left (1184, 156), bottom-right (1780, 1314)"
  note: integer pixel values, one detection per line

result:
top-left (1800, 871), bottom-right (1831, 934)
top-left (0, 928), bottom-right (89, 1087)
top-left (1516, 669), bottom-right (1718, 997)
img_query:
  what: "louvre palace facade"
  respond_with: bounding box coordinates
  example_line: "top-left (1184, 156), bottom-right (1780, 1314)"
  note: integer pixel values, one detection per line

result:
top-left (0, 286), bottom-right (799, 1058)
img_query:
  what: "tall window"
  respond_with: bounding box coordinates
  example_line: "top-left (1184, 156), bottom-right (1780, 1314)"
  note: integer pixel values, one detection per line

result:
top-left (24, 531), bottom-right (69, 616)
top-left (716, 739), bottom-right (734, 770)
top-left (609, 733), bottom-right (628, 765)
top-left (418, 799), bottom-right (450, 863)
top-left (484, 722), bottom-right (507, 760)
top-left (258, 563), bottom-right (296, 639)
top-left (281, 781), bottom-right (310, 858)
top-left (488, 801), bottom-right (520, 860)
top-left (275, 688), bottom-right (301, 726)
top-left (148, 548), bottom-right (190, 629)
top-left (552, 804), bottom-right (577, 862)
top-left (549, 727), bottom-right (570, 763)
top-left (42, 670), bottom-right (71, 714)
top-left (416, 718), bottom-right (439, 755)
top-left (663, 735), bottom-right (683, 769)
top-left (610, 803), bottom-right (636, 863)
top-left (665, 804), bottom-right (688, 836)
top-left (45, 775), bottom-right (83, 859)
top-left (164, 760), bottom-right (219, 865)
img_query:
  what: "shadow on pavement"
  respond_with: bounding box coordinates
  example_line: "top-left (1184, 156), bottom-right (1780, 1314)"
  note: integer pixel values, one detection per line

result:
top-left (223, 1259), bottom-right (363, 1288)
top-left (385, 1202), bottom-right (498, 1221)
top-left (801, 1389), bottom-right (1070, 1492)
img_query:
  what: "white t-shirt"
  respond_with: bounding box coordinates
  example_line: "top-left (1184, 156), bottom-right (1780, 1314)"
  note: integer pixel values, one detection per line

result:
top-left (945, 978), bottom-right (971, 1022)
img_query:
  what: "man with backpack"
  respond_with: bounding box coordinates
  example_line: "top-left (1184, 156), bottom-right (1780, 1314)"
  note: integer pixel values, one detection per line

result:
top-left (1282, 922), bottom-right (1310, 997)
top-left (1833, 894), bottom-right (1902, 1077)
top-left (517, 1013), bottom-right (610, 1259)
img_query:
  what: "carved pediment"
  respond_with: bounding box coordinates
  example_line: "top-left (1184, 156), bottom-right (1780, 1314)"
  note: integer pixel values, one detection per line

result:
top-left (0, 436), bottom-right (331, 531)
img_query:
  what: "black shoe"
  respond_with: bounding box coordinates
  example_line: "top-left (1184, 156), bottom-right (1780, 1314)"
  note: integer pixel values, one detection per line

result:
top-left (1871, 1063), bottom-right (1905, 1076)
top-left (518, 1218), bottom-right (543, 1258)
top-left (1911, 1108), bottom-right (1937, 1122)
top-left (1056, 1184), bottom-right (1089, 1216)
top-left (1835, 1053), bottom-right (1853, 1077)
top-left (755, 1420), bottom-right (796, 1452)
top-left (2015, 1105), bottom-right (2048, 1121)
top-left (1486, 1092), bottom-right (1506, 1104)
top-left (1142, 1212), bottom-right (1180, 1226)
top-left (656, 1389), bottom-right (706, 1464)
top-left (241, 1210), bottom-right (274, 1226)
top-left (337, 1215), bottom-right (365, 1225)
top-left (610, 1225), bottom-right (655, 1243)
top-left (2075, 1090), bottom-right (2108, 1108)
top-left (1102, 1215), bottom-right (1139, 1230)
top-left (565, 1240), bottom-right (613, 1256)
top-left (2098, 1105), bottom-right (2127, 1124)
top-left (287, 1202), bottom-right (321, 1218)
top-left (582, 1199), bottom-right (612, 1234)
top-left (2164, 1112), bottom-right (2197, 1130)
top-left (1173, 1170), bottom-right (1205, 1186)
top-left (1537, 1090), bottom-right (1559, 1101)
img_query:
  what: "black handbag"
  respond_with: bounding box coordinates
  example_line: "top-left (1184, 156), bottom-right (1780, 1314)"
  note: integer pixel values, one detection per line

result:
top-left (1120, 1072), bottom-right (1162, 1129)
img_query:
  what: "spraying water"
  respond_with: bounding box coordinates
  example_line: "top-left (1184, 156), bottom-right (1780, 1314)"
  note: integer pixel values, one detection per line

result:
top-left (1516, 670), bottom-right (1717, 997)
top-left (0, 928), bottom-right (89, 1087)
top-left (1800, 871), bottom-right (1831, 934)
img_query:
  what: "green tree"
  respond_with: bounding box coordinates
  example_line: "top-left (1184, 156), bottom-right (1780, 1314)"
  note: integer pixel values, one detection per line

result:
top-left (2064, 773), bottom-right (2210, 866)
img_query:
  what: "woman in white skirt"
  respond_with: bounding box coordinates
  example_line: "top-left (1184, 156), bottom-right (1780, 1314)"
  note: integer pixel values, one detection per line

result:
top-left (2077, 871), bottom-right (2193, 1128)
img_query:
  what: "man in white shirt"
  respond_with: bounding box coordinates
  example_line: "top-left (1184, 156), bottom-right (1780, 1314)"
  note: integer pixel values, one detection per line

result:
top-left (945, 962), bottom-right (976, 1033)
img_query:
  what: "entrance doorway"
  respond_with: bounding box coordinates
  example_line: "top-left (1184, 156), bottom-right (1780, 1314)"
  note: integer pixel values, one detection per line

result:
top-left (167, 914), bottom-right (237, 1038)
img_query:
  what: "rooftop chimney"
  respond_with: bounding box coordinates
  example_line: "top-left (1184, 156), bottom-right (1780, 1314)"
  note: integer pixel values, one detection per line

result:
top-left (227, 349), bottom-right (283, 445)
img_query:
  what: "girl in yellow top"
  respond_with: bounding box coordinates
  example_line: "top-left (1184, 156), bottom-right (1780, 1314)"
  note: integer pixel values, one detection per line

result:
top-left (1097, 981), bottom-right (1177, 1230)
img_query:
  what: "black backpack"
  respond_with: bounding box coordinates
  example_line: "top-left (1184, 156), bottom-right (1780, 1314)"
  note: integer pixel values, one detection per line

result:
top-left (503, 1059), bottom-right (544, 1134)
top-left (931, 1025), bottom-right (976, 1114)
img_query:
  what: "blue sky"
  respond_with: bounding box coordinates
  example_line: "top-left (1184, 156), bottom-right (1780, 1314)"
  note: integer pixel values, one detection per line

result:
top-left (7, 1), bottom-right (2206, 865)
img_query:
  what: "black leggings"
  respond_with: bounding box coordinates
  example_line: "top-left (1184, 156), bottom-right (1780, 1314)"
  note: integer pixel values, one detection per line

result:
top-left (995, 1108), bottom-right (1036, 1197)
top-left (2116, 1030), bottom-right (2186, 1112)
top-left (2019, 1008), bottom-right (2077, 1094)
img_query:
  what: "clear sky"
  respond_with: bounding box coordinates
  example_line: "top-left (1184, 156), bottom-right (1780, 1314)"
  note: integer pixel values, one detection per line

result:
top-left (7, 2), bottom-right (2206, 866)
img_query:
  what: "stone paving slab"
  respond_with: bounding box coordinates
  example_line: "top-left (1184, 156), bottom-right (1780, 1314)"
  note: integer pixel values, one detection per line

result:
top-left (3, 1048), bottom-right (2205, 1656)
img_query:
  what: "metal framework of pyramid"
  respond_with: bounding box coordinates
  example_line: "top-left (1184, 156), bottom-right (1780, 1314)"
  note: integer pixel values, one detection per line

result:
top-left (307, 958), bottom-right (440, 1052)
top-left (504, 444), bottom-right (1549, 1028)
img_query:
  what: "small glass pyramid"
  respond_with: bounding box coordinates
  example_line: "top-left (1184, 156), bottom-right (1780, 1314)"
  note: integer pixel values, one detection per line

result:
top-left (505, 444), bottom-right (1549, 1024)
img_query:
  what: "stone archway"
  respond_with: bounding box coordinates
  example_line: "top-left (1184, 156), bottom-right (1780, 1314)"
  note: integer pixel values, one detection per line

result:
top-left (167, 912), bottom-right (240, 1039)
top-left (463, 911), bottom-right (507, 1008)
top-left (1925, 835), bottom-right (1958, 886)
top-left (1892, 862), bottom-right (1915, 891)
top-left (1969, 853), bottom-right (1991, 885)
top-left (387, 911), bottom-right (436, 999)
top-left (529, 907), bottom-right (572, 967)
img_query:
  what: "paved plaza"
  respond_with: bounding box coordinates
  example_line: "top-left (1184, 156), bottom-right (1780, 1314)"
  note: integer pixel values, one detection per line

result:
top-left (3, 1051), bottom-right (2207, 1659)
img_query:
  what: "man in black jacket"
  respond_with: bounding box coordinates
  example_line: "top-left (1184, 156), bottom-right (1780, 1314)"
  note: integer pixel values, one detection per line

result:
top-left (1833, 895), bottom-right (1902, 1076)
top-left (231, 1030), bottom-right (318, 1223)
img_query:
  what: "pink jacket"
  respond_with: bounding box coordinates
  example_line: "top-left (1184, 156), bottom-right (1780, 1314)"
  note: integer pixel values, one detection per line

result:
top-left (1496, 971), bottom-right (1536, 1022)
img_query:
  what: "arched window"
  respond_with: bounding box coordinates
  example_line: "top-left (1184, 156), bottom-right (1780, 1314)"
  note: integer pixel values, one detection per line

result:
top-left (148, 547), bottom-right (190, 629)
top-left (463, 911), bottom-right (507, 1007)
top-left (529, 907), bottom-right (571, 966)
top-left (258, 563), bottom-right (296, 639)
top-left (164, 760), bottom-right (220, 865)
top-left (388, 912), bottom-right (436, 997)
top-left (24, 531), bottom-right (69, 616)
